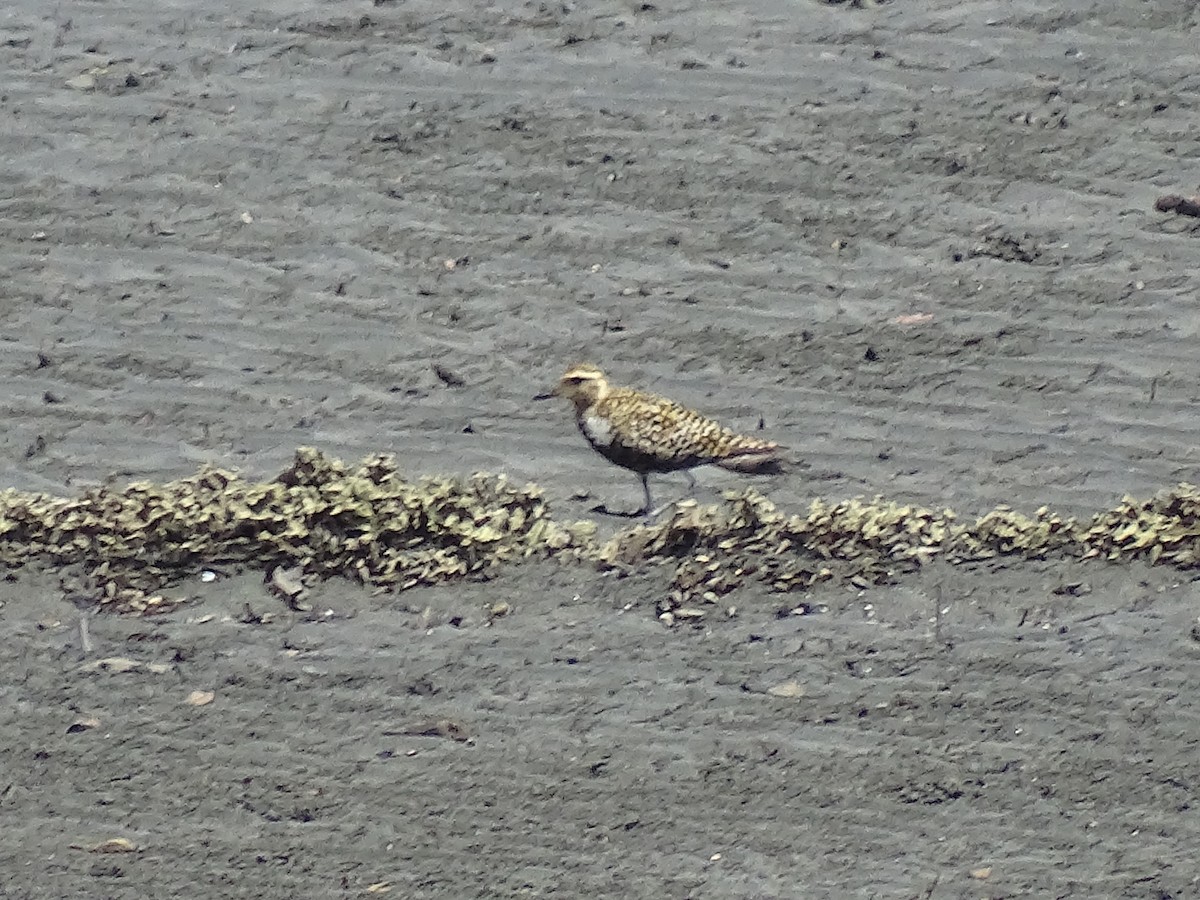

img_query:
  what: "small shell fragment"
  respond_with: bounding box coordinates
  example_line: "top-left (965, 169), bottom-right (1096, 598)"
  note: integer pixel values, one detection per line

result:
top-left (767, 681), bottom-right (806, 699)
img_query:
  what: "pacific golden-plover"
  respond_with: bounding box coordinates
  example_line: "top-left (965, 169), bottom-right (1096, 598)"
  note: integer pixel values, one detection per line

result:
top-left (538, 363), bottom-right (783, 516)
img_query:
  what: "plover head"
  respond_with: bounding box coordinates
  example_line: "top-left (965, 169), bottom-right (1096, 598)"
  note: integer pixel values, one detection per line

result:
top-left (543, 363), bottom-right (610, 413)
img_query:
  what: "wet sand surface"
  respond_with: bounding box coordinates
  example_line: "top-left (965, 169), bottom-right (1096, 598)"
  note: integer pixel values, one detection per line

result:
top-left (2, 0), bottom-right (1200, 897)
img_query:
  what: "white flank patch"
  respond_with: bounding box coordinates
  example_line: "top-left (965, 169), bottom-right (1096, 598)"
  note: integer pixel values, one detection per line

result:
top-left (581, 414), bottom-right (615, 447)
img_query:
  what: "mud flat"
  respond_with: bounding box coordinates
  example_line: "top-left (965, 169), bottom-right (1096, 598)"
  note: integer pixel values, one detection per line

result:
top-left (2, 0), bottom-right (1199, 897)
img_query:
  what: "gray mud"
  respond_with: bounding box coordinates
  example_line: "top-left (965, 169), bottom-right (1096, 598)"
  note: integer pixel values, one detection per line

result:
top-left (2, 1), bottom-right (1200, 897)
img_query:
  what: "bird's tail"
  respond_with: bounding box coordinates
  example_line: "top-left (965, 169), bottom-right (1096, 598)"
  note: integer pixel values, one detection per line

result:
top-left (714, 443), bottom-right (786, 475)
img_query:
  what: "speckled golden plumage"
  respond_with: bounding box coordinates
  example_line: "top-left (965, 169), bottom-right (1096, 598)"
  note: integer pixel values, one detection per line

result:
top-left (543, 363), bottom-right (783, 516)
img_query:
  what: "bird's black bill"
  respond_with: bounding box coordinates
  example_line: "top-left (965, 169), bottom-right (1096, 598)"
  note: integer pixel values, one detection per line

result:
top-left (533, 391), bottom-right (555, 401)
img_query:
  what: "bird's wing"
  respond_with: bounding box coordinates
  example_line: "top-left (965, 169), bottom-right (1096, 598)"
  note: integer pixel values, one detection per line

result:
top-left (604, 390), bottom-right (731, 467)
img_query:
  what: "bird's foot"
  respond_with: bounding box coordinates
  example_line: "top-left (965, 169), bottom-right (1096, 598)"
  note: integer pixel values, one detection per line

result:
top-left (590, 502), bottom-right (653, 520)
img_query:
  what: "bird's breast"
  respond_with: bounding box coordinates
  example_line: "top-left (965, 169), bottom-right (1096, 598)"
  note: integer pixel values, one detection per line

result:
top-left (578, 413), bottom-right (616, 448)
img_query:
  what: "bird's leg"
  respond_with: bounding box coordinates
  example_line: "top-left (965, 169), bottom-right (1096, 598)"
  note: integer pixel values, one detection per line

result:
top-left (649, 471), bottom-right (695, 518)
top-left (651, 470), bottom-right (715, 517)
top-left (637, 473), bottom-right (653, 518)
top-left (592, 473), bottom-right (656, 519)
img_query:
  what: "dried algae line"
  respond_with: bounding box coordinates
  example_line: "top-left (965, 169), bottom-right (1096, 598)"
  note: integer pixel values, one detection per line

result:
top-left (0, 448), bottom-right (1197, 616)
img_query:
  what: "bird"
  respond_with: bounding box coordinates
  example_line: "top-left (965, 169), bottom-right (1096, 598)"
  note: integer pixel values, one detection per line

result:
top-left (538, 363), bottom-right (784, 517)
